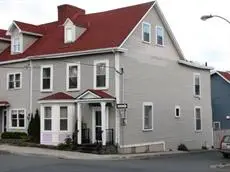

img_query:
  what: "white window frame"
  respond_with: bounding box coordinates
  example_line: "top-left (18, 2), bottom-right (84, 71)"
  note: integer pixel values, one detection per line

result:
top-left (60, 106), bottom-right (68, 131)
top-left (9, 108), bottom-right (26, 129)
top-left (44, 106), bottom-right (52, 131)
top-left (66, 63), bottom-right (80, 91)
top-left (65, 27), bottom-right (73, 43)
top-left (155, 25), bottom-right (164, 46)
top-left (213, 121), bottom-right (221, 130)
top-left (7, 72), bottom-right (22, 90)
top-left (194, 106), bottom-right (202, 132)
top-left (193, 73), bottom-right (201, 98)
top-left (175, 106), bottom-right (181, 118)
top-left (93, 59), bottom-right (109, 90)
top-left (142, 102), bottom-right (154, 131)
top-left (40, 65), bottom-right (53, 92)
top-left (142, 22), bottom-right (151, 43)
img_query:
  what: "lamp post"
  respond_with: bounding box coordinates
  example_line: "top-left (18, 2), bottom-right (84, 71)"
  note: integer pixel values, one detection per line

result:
top-left (201, 14), bottom-right (230, 24)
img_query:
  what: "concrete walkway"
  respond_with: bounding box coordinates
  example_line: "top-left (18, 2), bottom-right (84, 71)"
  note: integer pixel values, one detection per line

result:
top-left (0, 144), bottom-right (193, 160)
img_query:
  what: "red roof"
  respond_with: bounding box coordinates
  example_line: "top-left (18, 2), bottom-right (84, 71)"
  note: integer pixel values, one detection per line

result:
top-left (0, 29), bottom-right (10, 40)
top-left (0, 1), bottom-right (154, 62)
top-left (218, 71), bottom-right (230, 82)
top-left (0, 101), bottom-right (10, 107)
top-left (14, 21), bottom-right (43, 35)
top-left (39, 92), bottom-right (74, 101)
top-left (85, 89), bottom-right (115, 99)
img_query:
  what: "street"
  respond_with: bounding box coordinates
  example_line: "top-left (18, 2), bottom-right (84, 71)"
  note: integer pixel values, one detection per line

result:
top-left (0, 151), bottom-right (229, 172)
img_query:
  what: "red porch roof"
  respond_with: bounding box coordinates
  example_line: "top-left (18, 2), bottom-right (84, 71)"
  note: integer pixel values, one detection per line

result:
top-left (0, 101), bottom-right (10, 107)
top-left (39, 92), bottom-right (74, 101)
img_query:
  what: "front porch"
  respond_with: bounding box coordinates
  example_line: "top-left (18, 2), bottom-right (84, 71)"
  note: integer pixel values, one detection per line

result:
top-left (38, 90), bottom-right (116, 146)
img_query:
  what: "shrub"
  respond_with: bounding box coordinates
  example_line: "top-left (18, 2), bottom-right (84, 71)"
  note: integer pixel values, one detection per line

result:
top-left (177, 144), bottom-right (189, 151)
top-left (57, 137), bottom-right (73, 150)
top-left (27, 109), bottom-right (40, 143)
top-left (1, 132), bottom-right (28, 139)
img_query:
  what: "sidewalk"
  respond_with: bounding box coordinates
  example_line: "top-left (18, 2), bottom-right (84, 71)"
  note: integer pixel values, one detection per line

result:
top-left (0, 144), bottom-right (205, 160)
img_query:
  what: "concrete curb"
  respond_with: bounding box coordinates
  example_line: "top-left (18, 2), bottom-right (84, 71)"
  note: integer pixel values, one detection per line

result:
top-left (0, 144), bottom-right (216, 161)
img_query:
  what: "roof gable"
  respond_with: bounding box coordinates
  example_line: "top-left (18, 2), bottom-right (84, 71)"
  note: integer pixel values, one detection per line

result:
top-left (212, 71), bottom-right (230, 84)
top-left (39, 92), bottom-right (74, 101)
top-left (77, 89), bottom-right (115, 100)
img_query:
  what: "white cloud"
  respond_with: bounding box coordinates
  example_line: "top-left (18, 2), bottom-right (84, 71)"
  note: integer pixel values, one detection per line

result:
top-left (0, 0), bottom-right (229, 70)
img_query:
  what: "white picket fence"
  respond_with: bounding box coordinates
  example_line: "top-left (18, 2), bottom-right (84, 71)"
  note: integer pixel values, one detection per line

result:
top-left (213, 129), bottom-right (230, 148)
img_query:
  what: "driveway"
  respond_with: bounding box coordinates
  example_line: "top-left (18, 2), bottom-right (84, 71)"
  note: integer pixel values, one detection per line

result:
top-left (0, 151), bottom-right (229, 172)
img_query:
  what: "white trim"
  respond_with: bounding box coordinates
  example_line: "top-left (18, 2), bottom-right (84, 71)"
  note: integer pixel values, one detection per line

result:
top-left (155, 25), bottom-right (164, 46)
top-left (142, 22), bottom-right (151, 43)
top-left (120, 141), bottom-right (166, 151)
top-left (93, 59), bottom-right (109, 90)
top-left (0, 58), bottom-right (28, 65)
top-left (6, 72), bottom-right (22, 90)
top-left (194, 106), bottom-right (202, 132)
top-left (193, 73), bottom-right (201, 98)
top-left (38, 100), bottom-right (75, 104)
top-left (0, 37), bottom-right (10, 41)
top-left (29, 60), bottom-right (33, 114)
top-left (115, 52), bottom-right (120, 145)
top-left (212, 71), bottom-right (230, 84)
top-left (92, 108), bottom-right (96, 143)
top-left (77, 90), bottom-right (100, 99)
top-left (175, 105), bottom-right (181, 118)
top-left (40, 65), bottom-right (53, 92)
top-left (75, 98), bottom-right (115, 103)
top-left (63, 18), bottom-right (74, 26)
top-left (119, 2), bottom-right (156, 47)
top-left (21, 31), bottom-right (43, 37)
top-left (142, 102), bottom-right (154, 131)
top-left (178, 60), bottom-right (213, 70)
top-left (9, 108), bottom-right (26, 129)
top-left (66, 63), bottom-right (81, 91)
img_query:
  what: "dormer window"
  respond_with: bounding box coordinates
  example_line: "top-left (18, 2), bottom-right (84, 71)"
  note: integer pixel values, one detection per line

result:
top-left (13, 37), bottom-right (20, 53)
top-left (65, 27), bottom-right (74, 43)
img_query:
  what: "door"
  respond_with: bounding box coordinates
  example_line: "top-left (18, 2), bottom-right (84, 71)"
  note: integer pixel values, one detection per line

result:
top-left (3, 110), bottom-right (6, 132)
top-left (95, 110), bottom-right (102, 142)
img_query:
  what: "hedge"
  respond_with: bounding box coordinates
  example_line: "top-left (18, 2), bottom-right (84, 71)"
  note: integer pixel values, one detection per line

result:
top-left (1, 132), bottom-right (28, 139)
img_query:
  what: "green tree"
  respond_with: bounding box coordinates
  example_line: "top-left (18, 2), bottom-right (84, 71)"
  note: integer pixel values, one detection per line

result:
top-left (27, 109), bottom-right (40, 143)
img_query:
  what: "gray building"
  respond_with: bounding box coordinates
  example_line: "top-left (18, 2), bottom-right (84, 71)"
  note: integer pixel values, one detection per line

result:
top-left (0, 1), bottom-right (213, 153)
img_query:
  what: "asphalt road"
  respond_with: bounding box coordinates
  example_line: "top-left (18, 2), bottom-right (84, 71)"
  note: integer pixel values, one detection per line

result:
top-left (0, 151), bottom-right (229, 172)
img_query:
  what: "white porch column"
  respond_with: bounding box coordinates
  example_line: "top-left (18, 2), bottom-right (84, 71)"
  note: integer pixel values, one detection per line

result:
top-left (101, 102), bottom-right (106, 146)
top-left (77, 103), bottom-right (82, 144)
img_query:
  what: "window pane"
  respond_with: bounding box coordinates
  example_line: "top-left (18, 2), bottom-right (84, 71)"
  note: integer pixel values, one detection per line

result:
top-left (144, 32), bottom-right (150, 42)
top-left (69, 66), bottom-right (78, 77)
top-left (9, 74), bottom-right (14, 81)
top-left (44, 107), bottom-right (51, 118)
top-left (176, 108), bottom-right (180, 117)
top-left (60, 107), bottom-right (67, 118)
top-left (69, 77), bottom-right (78, 88)
top-left (144, 105), bottom-right (152, 129)
top-left (15, 74), bottom-right (20, 81)
top-left (66, 28), bottom-right (72, 42)
top-left (60, 119), bottom-right (68, 131)
top-left (96, 63), bottom-right (106, 75)
top-left (96, 75), bottom-right (106, 87)
top-left (12, 119), bottom-right (17, 127)
top-left (19, 119), bottom-right (24, 127)
top-left (9, 82), bottom-right (14, 89)
top-left (44, 120), bottom-right (51, 130)
top-left (156, 27), bottom-right (163, 45)
top-left (15, 81), bottom-right (20, 88)
top-left (143, 23), bottom-right (150, 42)
top-left (43, 79), bottom-right (50, 89)
top-left (43, 68), bottom-right (50, 78)
top-left (196, 119), bottom-right (201, 130)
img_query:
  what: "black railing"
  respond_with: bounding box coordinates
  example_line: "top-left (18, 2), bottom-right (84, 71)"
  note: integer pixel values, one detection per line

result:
top-left (106, 129), bottom-right (114, 145)
top-left (96, 128), bottom-right (102, 143)
top-left (82, 128), bottom-right (90, 144)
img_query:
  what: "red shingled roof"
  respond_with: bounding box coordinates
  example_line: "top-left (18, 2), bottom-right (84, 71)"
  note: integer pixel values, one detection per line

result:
top-left (0, 101), bottom-right (10, 106)
top-left (0, 1), bottom-right (154, 62)
top-left (218, 71), bottom-right (230, 82)
top-left (87, 89), bottom-right (115, 99)
top-left (14, 21), bottom-right (43, 35)
top-left (0, 29), bottom-right (10, 40)
top-left (39, 92), bottom-right (74, 101)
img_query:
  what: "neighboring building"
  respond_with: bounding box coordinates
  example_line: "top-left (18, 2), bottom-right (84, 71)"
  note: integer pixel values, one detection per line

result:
top-left (211, 71), bottom-right (230, 130)
top-left (0, 1), bottom-right (213, 153)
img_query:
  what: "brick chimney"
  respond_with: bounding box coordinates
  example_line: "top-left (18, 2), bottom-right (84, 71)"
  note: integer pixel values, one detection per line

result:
top-left (58, 4), bottom-right (85, 24)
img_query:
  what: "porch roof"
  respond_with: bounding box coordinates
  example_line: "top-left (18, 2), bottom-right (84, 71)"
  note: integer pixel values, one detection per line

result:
top-left (38, 92), bottom-right (74, 101)
top-left (0, 101), bottom-right (10, 107)
top-left (76, 89), bottom-right (115, 100)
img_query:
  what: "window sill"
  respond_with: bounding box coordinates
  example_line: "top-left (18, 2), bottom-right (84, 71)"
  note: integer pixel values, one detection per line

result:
top-left (67, 88), bottom-right (80, 92)
top-left (9, 127), bottom-right (26, 130)
top-left (143, 128), bottom-right (153, 132)
top-left (8, 87), bottom-right (22, 91)
top-left (41, 89), bottom-right (53, 93)
top-left (194, 95), bottom-right (201, 99)
top-left (175, 116), bottom-right (181, 119)
top-left (93, 87), bottom-right (109, 91)
top-left (142, 40), bottom-right (151, 44)
top-left (195, 130), bottom-right (202, 133)
top-left (155, 44), bottom-right (164, 47)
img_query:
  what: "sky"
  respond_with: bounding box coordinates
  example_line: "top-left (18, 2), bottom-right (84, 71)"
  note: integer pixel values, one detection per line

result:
top-left (0, 0), bottom-right (229, 71)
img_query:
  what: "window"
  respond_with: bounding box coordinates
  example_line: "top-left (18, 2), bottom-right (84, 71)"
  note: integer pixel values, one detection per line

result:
top-left (65, 27), bottom-right (73, 43)
top-left (156, 26), bottom-right (164, 46)
top-left (175, 106), bottom-right (181, 118)
top-left (142, 22), bottom-right (151, 43)
top-left (143, 102), bottom-right (153, 131)
top-left (194, 73), bottom-right (201, 97)
top-left (10, 109), bottom-right (25, 128)
top-left (44, 107), bottom-right (52, 131)
top-left (41, 65), bottom-right (53, 92)
top-left (194, 107), bottom-right (202, 131)
top-left (66, 63), bottom-right (80, 91)
top-left (213, 121), bottom-right (221, 130)
top-left (94, 60), bottom-right (109, 89)
top-left (60, 106), bottom-right (68, 131)
top-left (13, 37), bottom-right (21, 53)
top-left (7, 73), bottom-right (22, 89)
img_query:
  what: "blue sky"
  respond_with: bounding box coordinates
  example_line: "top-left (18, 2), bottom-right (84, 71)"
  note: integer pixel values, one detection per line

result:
top-left (0, 0), bottom-right (229, 71)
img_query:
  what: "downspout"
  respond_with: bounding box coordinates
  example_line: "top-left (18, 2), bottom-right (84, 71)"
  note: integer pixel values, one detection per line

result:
top-left (29, 60), bottom-right (33, 115)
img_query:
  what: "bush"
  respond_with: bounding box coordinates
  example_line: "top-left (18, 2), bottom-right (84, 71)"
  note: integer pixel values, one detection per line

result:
top-left (27, 109), bottom-right (40, 143)
top-left (177, 144), bottom-right (189, 151)
top-left (1, 132), bottom-right (28, 139)
top-left (57, 137), bottom-right (73, 150)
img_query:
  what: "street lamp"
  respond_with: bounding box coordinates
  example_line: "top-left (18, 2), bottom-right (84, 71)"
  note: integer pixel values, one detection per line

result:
top-left (201, 14), bottom-right (230, 24)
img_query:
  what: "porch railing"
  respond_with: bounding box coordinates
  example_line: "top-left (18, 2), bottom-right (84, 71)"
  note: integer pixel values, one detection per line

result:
top-left (106, 129), bottom-right (114, 145)
top-left (82, 128), bottom-right (90, 144)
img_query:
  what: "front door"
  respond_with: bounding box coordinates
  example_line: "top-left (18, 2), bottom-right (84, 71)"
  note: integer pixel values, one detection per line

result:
top-left (95, 110), bottom-right (102, 142)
